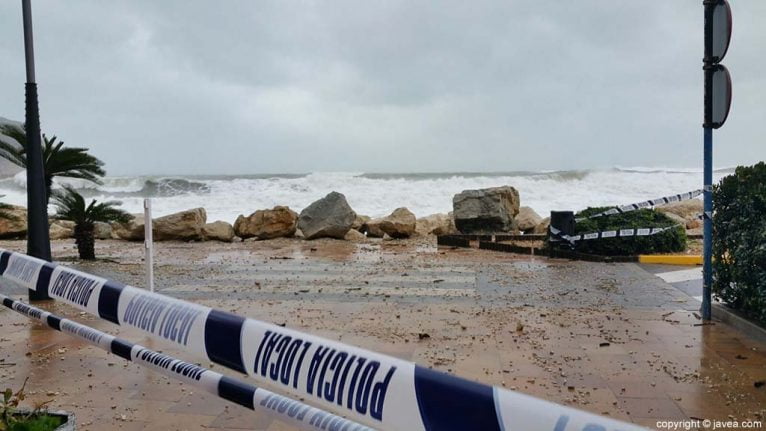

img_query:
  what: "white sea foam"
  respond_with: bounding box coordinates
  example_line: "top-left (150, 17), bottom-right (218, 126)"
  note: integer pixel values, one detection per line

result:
top-left (0, 168), bottom-right (731, 223)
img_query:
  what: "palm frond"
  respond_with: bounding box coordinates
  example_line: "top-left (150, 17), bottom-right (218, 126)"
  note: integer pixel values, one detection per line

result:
top-left (0, 124), bottom-right (27, 168)
top-left (43, 138), bottom-right (106, 185)
top-left (2, 127), bottom-right (107, 201)
top-left (0, 124), bottom-right (28, 149)
top-left (52, 185), bottom-right (130, 225)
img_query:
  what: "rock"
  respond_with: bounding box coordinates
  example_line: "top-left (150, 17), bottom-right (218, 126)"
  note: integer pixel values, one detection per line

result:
top-left (453, 186), bottom-right (520, 233)
top-left (153, 208), bottom-right (206, 241)
top-left (363, 220), bottom-right (386, 238)
top-left (49, 220), bottom-right (75, 239)
top-left (656, 200), bottom-right (703, 221)
top-left (297, 192), bottom-right (356, 240)
top-left (415, 213), bottom-right (456, 236)
top-left (94, 222), bottom-right (112, 240)
top-left (352, 214), bottom-right (370, 232)
top-left (203, 221), bottom-right (235, 242)
top-left (344, 229), bottom-right (367, 242)
top-left (112, 214), bottom-right (145, 241)
top-left (234, 206), bottom-right (297, 239)
top-left (686, 218), bottom-right (703, 230)
top-left (516, 206), bottom-right (543, 233)
top-left (366, 208), bottom-right (416, 239)
top-left (532, 217), bottom-right (550, 234)
top-left (0, 205), bottom-right (27, 239)
top-left (662, 212), bottom-right (687, 227)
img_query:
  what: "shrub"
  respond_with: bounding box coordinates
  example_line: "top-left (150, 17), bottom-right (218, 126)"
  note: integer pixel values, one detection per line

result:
top-left (1, 378), bottom-right (63, 431)
top-left (554, 207), bottom-right (687, 256)
top-left (712, 162), bottom-right (766, 324)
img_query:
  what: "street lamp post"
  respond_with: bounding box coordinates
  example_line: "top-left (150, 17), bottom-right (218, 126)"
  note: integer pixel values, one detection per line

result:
top-left (701, 0), bottom-right (733, 320)
top-left (21, 0), bottom-right (52, 301)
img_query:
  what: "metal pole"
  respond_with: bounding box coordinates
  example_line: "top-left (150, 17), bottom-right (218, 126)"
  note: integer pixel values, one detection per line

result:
top-left (702, 128), bottom-right (713, 320)
top-left (144, 198), bottom-right (154, 292)
top-left (701, 0), bottom-right (713, 320)
top-left (22, 0), bottom-right (52, 301)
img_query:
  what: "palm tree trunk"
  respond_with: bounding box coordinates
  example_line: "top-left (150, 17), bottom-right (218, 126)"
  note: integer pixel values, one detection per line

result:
top-left (74, 223), bottom-right (96, 260)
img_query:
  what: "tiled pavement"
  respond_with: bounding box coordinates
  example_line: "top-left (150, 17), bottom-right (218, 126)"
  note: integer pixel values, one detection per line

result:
top-left (1, 240), bottom-right (765, 430)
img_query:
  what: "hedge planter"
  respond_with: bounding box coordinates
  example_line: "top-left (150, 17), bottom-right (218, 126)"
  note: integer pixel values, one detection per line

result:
top-left (712, 162), bottom-right (766, 325)
top-left (554, 207), bottom-right (687, 256)
top-left (1, 409), bottom-right (75, 431)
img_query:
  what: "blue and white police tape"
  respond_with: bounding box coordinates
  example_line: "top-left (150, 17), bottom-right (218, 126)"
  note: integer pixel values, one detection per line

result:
top-left (0, 292), bottom-right (370, 431)
top-left (576, 189), bottom-right (702, 221)
top-left (0, 250), bottom-right (647, 431)
top-left (549, 225), bottom-right (678, 246)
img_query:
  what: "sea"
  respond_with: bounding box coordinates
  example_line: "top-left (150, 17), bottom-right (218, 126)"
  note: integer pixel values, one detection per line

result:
top-left (0, 167), bottom-right (732, 223)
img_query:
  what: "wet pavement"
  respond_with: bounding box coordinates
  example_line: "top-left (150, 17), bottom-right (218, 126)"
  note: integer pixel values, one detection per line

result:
top-left (0, 239), bottom-right (765, 430)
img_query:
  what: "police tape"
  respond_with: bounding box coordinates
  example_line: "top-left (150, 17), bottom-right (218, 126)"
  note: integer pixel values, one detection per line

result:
top-left (576, 189), bottom-right (703, 221)
top-left (0, 292), bottom-right (369, 431)
top-left (549, 225), bottom-right (678, 246)
top-left (0, 250), bottom-right (647, 431)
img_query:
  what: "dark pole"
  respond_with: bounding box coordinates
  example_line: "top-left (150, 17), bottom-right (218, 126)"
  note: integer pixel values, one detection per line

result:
top-left (22, 0), bottom-right (52, 301)
top-left (701, 0), bottom-right (714, 320)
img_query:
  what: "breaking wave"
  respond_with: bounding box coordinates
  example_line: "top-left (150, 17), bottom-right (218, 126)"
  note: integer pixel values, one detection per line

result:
top-left (0, 167), bottom-right (725, 223)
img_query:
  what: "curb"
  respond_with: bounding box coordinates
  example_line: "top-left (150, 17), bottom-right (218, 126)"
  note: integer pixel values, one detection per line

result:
top-left (638, 255), bottom-right (702, 265)
top-left (712, 303), bottom-right (766, 345)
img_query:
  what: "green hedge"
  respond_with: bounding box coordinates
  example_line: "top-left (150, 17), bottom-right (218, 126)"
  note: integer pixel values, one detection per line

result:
top-left (555, 207), bottom-right (687, 256)
top-left (713, 162), bottom-right (766, 324)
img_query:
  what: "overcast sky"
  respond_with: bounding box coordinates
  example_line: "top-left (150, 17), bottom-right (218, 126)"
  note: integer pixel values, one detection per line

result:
top-left (0, 1), bottom-right (764, 176)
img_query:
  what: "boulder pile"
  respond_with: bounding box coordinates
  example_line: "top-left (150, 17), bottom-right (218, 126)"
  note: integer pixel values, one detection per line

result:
top-left (2, 185), bottom-right (701, 245)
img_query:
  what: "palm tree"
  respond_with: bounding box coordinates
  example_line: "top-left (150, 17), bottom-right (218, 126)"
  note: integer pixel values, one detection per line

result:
top-left (0, 123), bottom-right (106, 203)
top-left (51, 186), bottom-right (130, 260)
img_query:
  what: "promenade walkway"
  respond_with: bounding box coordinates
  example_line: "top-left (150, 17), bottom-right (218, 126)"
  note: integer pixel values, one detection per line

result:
top-left (1, 239), bottom-right (764, 430)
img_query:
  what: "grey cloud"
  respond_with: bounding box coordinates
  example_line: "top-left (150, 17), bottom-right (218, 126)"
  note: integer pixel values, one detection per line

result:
top-left (0, 1), bottom-right (763, 175)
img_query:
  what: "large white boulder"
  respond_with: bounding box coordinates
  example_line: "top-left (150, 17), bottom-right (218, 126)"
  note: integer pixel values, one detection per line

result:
top-left (0, 205), bottom-right (27, 239)
top-left (234, 206), bottom-right (297, 239)
top-left (49, 220), bottom-right (74, 240)
top-left (153, 208), bottom-right (207, 241)
top-left (203, 221), bottom-right (236, 242)
top-left (453, 186), bottom-right (520, 233)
